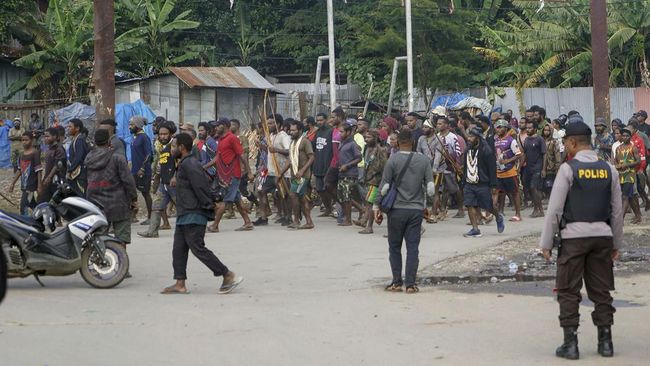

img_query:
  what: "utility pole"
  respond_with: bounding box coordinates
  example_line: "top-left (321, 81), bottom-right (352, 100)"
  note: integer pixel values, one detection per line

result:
top-left (405, 0), bottom-right (414, 112)
top-left (93, 0), bottom-right (116, 126)
top-left (590, 0), bottom-right (610, 123)
top-left (326, 0), bottom-right (337, 110)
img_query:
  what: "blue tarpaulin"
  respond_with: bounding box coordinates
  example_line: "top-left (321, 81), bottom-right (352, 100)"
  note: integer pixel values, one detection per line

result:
top-left (431, 93), bottom-right (469, 110)
top-left (0, 120), bottom-right (14, 168)
top-left (49, 100), bottom-right (156, 161)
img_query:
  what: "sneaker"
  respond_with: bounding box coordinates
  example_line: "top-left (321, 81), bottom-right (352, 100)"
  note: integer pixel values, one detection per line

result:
top-left (496, 214), bottom-right (505, 233)
top-left (463, 228), bottom-right (482, 238)
top-left (252, 218), bottom-right (268, 226)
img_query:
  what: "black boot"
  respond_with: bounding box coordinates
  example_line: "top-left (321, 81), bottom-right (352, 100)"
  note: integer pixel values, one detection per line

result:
top-left (556, 326), bottom-right (579, 360)
top-left (598, 326), bottom-right (614, 357)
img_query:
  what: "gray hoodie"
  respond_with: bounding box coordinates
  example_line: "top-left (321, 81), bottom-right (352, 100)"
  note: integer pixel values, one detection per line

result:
top-left (85, 146), bottom-right (137, 222)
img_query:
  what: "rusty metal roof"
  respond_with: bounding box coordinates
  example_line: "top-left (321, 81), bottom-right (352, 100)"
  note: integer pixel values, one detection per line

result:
top-left (168, 66), bottom-right (279, 92)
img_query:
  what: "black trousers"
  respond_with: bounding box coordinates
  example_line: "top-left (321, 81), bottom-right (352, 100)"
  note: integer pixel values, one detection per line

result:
top-left (172, 224), bottom-right (228, 280)
top-left (387, 208), bottom-right (423, 287)
top-left (556, 237), bottom-right (616, 328)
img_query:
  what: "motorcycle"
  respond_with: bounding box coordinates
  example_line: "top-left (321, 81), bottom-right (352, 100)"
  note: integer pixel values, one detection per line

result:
top-left (0, 179), bottom-right (129, 289)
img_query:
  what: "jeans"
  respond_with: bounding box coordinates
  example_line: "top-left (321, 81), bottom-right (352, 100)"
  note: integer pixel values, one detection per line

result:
top-left (172, 224), bottom-right (229, 280)
top-left (387, 208), bottom-right (423, 287)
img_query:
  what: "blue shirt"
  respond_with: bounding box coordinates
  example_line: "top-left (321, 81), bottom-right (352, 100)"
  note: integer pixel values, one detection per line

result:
top-left (131, 132), bottom-right (152, 175)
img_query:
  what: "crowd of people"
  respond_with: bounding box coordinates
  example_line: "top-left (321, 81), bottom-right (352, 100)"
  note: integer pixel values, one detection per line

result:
top-left (3, 104), bottom-right (648, 294)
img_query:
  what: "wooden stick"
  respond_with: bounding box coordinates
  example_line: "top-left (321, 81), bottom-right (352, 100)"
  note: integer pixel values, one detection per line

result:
top-left (260, 90), bottom-right (287, 198)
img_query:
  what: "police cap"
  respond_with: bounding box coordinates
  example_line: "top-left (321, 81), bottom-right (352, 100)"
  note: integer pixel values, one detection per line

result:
top-left (564, 120), bottom-right (592, 137)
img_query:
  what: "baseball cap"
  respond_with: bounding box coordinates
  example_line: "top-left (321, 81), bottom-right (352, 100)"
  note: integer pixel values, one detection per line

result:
top-left (495, 119), bottom-right (510, 128)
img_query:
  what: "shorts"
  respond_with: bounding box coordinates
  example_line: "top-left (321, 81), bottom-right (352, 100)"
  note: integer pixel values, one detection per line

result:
top-left (290, 177), bottom-right (310, 197)
top-left (134, 173), bottom-right (152, 193)
top-left (260, 176), bottom-right (277, 194)
top-left (366, 185), bottom-right (378, 204)
top-left (621, 182), bottom-right (635, 198)
top-left (314, 175), bottom-right (327, 192)
top-left (436, 172), bottom-right (459, 194)
top-left (153, 184), bottom-right (176, 210)
top-left (524, 169), bottom-right (543, 191)
top-left (224, 178), bottom-right (241, 203)
top-left (325, 167), bottom-right (339, 190)
top-left (496, 176), bottom-right (519, 194)
top-left (463, 184), bottom-right (494, 211)
top-left (337, 176), bottom-right (359, 203)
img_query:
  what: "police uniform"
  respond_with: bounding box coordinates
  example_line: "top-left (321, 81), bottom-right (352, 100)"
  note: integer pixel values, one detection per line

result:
top-left (540, 121), bottom-right (623, 360)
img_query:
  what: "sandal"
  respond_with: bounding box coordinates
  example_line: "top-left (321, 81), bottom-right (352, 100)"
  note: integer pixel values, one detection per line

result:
top-left (207, 226), bottom-right (219, 233)
top-left (405, 285), bottom-right (419, 294)
top-left (509, 216), bottom-right (522, 222)
top-left (298, 224), bottom-right (315, 230)
top-left (160, 286), bottom-right (190, 295)
top-left (384, 283), bottom-right (403, 292)
top-left (235, 224), bottom-right (254, 231)
top-left (287, 223), bottom-right (299, 229)
top-left (358, 228), bottom-right (373, 234)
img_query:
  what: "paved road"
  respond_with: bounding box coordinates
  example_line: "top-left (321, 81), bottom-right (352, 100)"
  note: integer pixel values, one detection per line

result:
top-left (2, 213), bottom-right (648, 365)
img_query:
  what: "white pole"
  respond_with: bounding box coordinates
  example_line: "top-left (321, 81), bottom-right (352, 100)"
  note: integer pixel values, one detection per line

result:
top-left (313, 55), bottom-right (329, 116)
top-left (327, 0), bottom-right (337, 110)
top-left (405, 0), bottom-right (414, 112)
top-left (387, 56), bottom-right (407, 115)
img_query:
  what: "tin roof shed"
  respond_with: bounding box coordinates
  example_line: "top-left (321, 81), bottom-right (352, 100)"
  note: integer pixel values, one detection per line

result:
top-left (168, 66), bottom-right (280, 93)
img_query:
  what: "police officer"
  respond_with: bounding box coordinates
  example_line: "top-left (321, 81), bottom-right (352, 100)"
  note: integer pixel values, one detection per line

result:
top-left (540, 117), bottom-right (623, 360)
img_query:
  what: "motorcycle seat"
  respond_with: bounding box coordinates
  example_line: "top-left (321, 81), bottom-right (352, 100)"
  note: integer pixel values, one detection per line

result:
top-left (5, 212), bottom-right (42, 229)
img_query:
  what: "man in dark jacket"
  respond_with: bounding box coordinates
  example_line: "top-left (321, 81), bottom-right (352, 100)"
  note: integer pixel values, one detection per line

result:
top-left (462, 127), bottom-right (504, 238)
top-left (67, 118), bottom-right (89, 196)
top-left (161, 133), bottom-right (243, 295)
top-left (85, 129), bottom-right (138, 245)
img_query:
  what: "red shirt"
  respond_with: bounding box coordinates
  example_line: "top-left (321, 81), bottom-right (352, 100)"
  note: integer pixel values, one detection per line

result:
top-left (216, 131), bottom-right (243, 179)
top-left (631, 133), bottom-right (646, 171)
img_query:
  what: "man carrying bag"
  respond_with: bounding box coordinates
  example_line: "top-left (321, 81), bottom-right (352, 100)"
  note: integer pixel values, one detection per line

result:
top-left (375, 130), bottom-right (435, 294)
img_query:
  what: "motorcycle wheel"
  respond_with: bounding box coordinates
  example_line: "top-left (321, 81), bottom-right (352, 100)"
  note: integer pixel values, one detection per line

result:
top-left (79, 239), bottom-right (129, 289)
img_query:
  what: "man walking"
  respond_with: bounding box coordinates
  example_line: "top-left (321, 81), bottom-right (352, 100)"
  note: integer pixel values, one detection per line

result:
top-left (8, 118), bottom-right (24, 172)
top-left (540, 120), bottom-right (623, 360)
top-left (615, 128), bottom-right (642, 223)
top-left (129, 116), bottom-right (153, 225)
top-left (209, 119), bottom-right (254, 233)
top-left (66, 118), bottom-right (89, 196)
top-left (523, 120), bottom-right (546, 217)
top-left (462, 127), bottom-right (505, 238)
top-left (375, 129), bottom-right (435, 294)
top-left (493, 119), bottom-right (522, 221)
top-left (39, 127), bottom-right (66, 203)
top-left (138, 122), bottom-right (177, 238)
top-left (313, 112), bottom-right (334, 216)
top-left (594, 118), bottom-right (614, 161)
top-left (283, 120), bottom-right (315, 229)
top-left (416, 119), bottom-right (444, 222)
top-left (9, 132), bottom-right (42, 215)
top-left (161, 133), bottom-right (243, 295)
top-left (359, 129), bottom-right (387, 234)
top-left (85, 129), bottom-right (138, 247)
top-left (436, 116), bottom-right (464, 219)
top-left (337, 120), bottom-right (362, 226)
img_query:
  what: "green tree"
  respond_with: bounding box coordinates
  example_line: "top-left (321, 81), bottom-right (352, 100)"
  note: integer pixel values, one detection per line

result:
top-left (115, 0), bottom-right (202, 77)
top-left (8, 0), bottom-right (93, 102)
